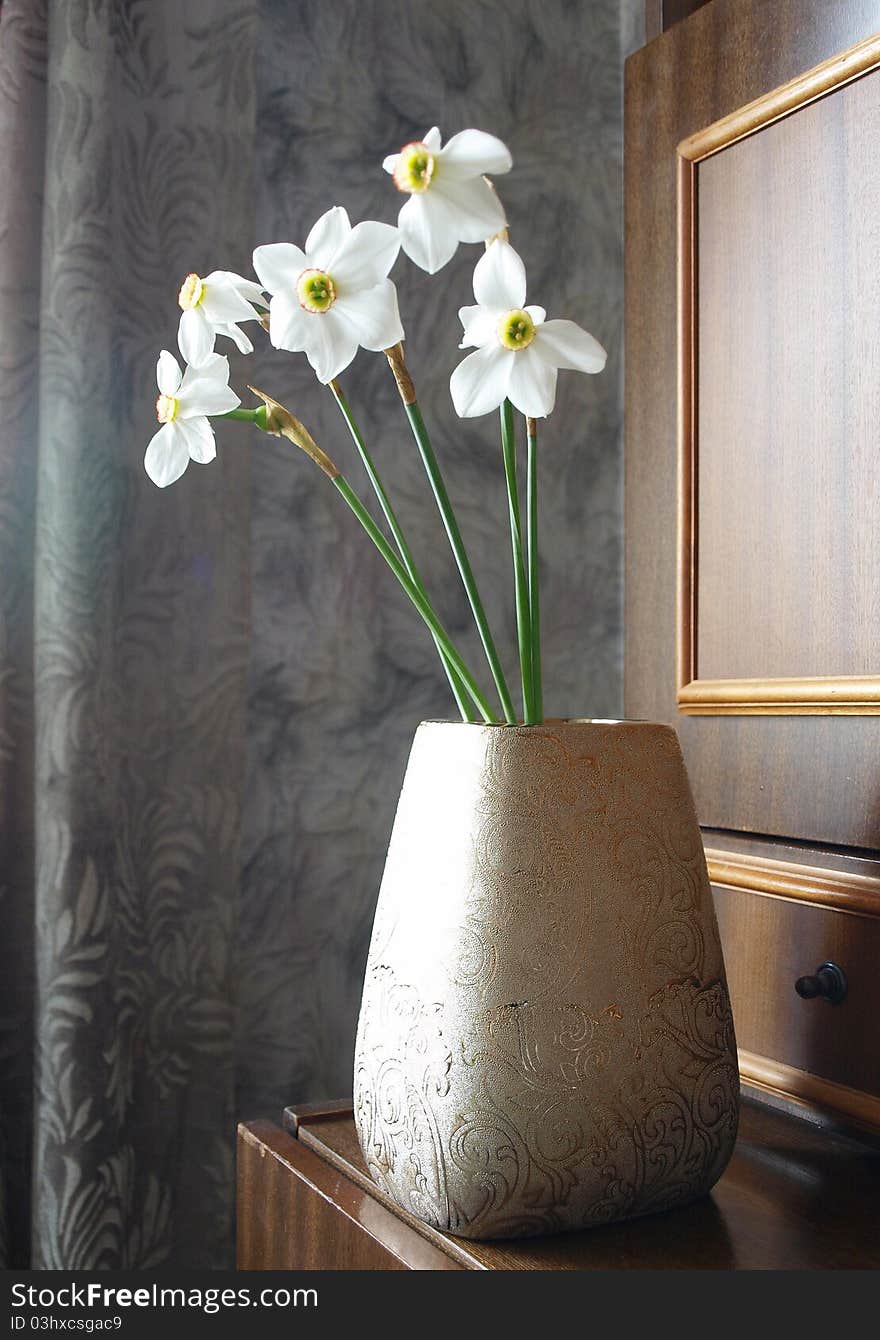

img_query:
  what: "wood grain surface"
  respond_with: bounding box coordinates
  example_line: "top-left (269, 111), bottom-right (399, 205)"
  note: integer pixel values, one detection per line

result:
top-left (645, 0), bottom-right (710, 41)
top-left (237, 1099), bottom-right (880, 1269)
top-left (625, 0), bottom-right (880, 846)
top-left (236, 1120), bottom-right (461, 1270)
top-left (695, 70), bottom-right (880, 683)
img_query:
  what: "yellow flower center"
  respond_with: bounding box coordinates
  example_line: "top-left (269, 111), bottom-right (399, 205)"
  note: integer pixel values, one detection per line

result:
top-left (393, 141), bottom-right (436, 194)
top-left (156, 394), bottom-right (179, 423)
top-left (297, 268), bottom-right (337, 314)
top-left (498, 308), bottom-right (536, 351)
top-left (178, 272), bottom-right (204, 311)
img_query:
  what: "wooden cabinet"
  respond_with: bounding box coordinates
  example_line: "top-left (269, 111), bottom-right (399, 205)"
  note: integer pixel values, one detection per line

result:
top-left (625, 0), bottom-right (880, 1131)
top-left (645, 0), bottom-right (711, 40)
top-left (236, 1101), bottom-right (880, 1269)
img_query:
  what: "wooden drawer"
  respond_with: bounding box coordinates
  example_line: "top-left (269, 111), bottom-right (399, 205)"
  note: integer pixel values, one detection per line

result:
top-left (711, 858), bottom-right (880, 1130)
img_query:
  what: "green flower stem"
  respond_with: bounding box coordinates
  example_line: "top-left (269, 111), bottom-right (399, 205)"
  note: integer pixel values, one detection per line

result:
top-left (329, 382), bottom-right (476, 723)
top-left (220, 406), bottom-right (269, 426)
top-left (332, 475), bottom-right (496, 724)
top-left (230, 390), bottom-right (494, 723)
top-left (500, 399), bottom-right (534, 724)
top-left (526, 417), bottom-right (543, 722)
top-left (402, 400), bottom-right (516, 725)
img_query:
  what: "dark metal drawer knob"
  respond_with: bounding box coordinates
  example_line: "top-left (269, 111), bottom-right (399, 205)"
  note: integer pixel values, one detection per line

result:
top-left (795, 961), bottom-right (847, 1005)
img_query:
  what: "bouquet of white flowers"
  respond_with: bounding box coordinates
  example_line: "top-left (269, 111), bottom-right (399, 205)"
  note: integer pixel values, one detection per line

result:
top-left (144, 127), bottom-right (606, 726)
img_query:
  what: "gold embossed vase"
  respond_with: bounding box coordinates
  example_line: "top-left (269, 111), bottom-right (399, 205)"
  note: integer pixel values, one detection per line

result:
top-left (353, 719), bottom-right (739, 1239)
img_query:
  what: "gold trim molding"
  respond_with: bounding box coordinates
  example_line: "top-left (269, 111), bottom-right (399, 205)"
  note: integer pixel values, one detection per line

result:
top-left (680, 676), bottom-right (880, 716)
top-left (706, 847), bottom-right (880, 919)
top-left (739, 1049), bottom-right (880, 1137)
top-left (676, 33), bottom-right (880, 716)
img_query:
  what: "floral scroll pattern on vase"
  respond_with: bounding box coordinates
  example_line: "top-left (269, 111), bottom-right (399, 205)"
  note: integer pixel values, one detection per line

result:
top-left (354, 721), bottom-right (738, 1239)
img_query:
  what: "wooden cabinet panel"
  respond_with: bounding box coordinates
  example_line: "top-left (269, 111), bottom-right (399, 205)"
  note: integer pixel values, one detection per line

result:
top-left (625, 0), bottom-right (880, 1123)
top-left (625, 0), bottom-right (880, 848)
top-left (645, 0), bottom-right (711, 41)
top-left (695, 71), bottom-right (880, 683)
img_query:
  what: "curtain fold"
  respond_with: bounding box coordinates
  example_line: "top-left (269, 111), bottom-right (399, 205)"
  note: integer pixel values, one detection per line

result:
top-left (1, 0), bottom-right (256, 1269)
top-left (0, 0), bottom-right (45, 1271)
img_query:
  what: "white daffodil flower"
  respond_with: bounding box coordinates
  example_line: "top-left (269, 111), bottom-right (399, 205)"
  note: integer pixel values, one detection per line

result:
top-left (252, 207), bottom-right (404, 384)
top-left (382, 126), bottom-right (512, 275)
top-left (450, 240), bottom-right (607, 419)
top-left (144, 349), bottom-right (240, 488)
top-left (177, 269), bottom-right (265, 367)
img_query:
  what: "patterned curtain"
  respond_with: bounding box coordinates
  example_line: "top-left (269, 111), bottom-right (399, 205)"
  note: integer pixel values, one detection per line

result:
top-left (0, 0), bottom-right (257, 1268)
top-left (0, 0), bottom-right (630, 1270)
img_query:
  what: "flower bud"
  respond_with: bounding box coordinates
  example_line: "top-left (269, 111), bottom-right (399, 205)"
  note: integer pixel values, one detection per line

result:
top-left (247, 385), bottom-right (340, 479)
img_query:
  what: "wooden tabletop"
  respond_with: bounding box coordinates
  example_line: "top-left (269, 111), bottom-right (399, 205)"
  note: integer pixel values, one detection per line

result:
top-left (237, 1095), bottom-right (880, 1269)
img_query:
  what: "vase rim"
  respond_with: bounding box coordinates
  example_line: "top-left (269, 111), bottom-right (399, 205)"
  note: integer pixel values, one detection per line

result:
top-left (419, 717), bottom-right (664, 729)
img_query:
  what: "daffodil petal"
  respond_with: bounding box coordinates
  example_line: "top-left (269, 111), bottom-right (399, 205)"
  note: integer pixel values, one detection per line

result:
top-left (535, 319), bottom-right (607, 373)
top-left (432, 174), bottom-right (506, 243)
top-left (178, 352), bottom-right (234, 397)
top-left (182, 351), bottom-right (226, 377)
top-left (331, 221), bottom-right (401, 292)
top-left (458, 304), bottom-right (497, 349)
top-left (450, 345), bottom-right (513, 418)
top-left (507, 345), bottom-right (558, 417)
top-left (178, 309), bottom-right (214, 368)
top-left (253, 242), bottom-right (308, 295)
top-left (334, 279), bottom-right (404, 351)
top-left (204, 269), bottom-right (265, 305)
top-left (525, 305), bottom-right (546, 326)
top-left (302, 308), bottom-right (359, 383)
top-left (423, 126), bottom-right (442, 152)
top-left (217, 321), bottom-right (254, 355)
top-left (144, 422), bottom-right (190, 487)
top-left (305, 206), bottom-right (351, 269)
top-left (176, 415), bottom-right (217, 464)
top-left (157, 349), bottom-right (182, 396)
top-left (382, 153), bottom-right (400, 175)
top-left (200, 281), bottom-right (259, 324)
top-left (178, 359), bottom-right (240, 417)
top-left (398, 193), bottom-right (460, 274)
top-left (268, 294), bottom-right (311, 351)
top-left (439, 128), bottom-right (512, 179)
top-left (473, 240), bottom-right (527, 312)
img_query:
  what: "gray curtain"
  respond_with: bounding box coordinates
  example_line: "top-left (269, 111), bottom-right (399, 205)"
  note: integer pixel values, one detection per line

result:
top-left (0, 0), bottom-right (632, 1269)
top-left (0, 0), bottom-right (257, 1269)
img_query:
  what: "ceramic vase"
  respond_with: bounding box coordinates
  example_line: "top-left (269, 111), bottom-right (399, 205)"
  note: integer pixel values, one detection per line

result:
top-left (353, 720), bottom-right (738, 1239)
